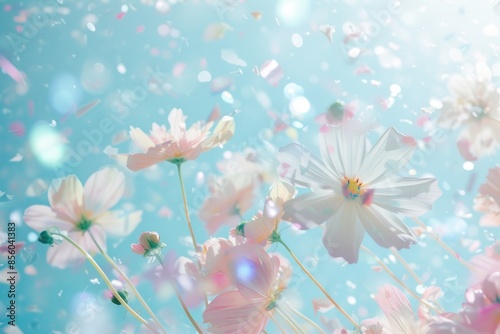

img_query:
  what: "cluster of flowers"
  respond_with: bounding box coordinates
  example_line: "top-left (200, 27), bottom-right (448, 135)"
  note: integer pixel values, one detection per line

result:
top-left (23, 89), bottom-right (500, 333)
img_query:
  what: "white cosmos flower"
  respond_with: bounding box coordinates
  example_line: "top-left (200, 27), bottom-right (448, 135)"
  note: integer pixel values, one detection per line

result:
top-left (277, 127), bottom-right (442, 263)
top-left (438, 62), bottom-right (500, 160)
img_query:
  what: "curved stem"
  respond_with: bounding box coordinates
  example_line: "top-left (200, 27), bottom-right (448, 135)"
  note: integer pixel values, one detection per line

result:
top-left (361, 245), bottom-right (441, 314)
top-left (285, 302), bottom-right (326, 334)
top-left (278, 240), bottom-right (360, 332)
top-left (389, 248), bottom-right (423, 285)
top-left (413, 218), bottom-right (478, 273)
top-left (53, 232), bottom-right (158, 334)
top-left (388, 248), bottom-right (444, 312)
top-left (276, 306), bottom-right (302, 334)
top-left (176, 163), bottom-right (199, 253)
top-left (155, 255), bottom-right (203, 334)
top-left (87, 231), bottom-right (168, 334)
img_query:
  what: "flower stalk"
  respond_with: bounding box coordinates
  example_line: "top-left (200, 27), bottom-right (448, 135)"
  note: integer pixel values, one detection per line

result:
top-left (277, 238), bottom-right (360, 332)
top-left (88, 230), bottom-right (168, 334)
top-left (49, 231), bottom-right (159, 334)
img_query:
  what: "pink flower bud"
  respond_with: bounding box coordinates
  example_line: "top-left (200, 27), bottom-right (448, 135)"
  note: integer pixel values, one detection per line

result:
top-left (131, 232), bottom-right (165, 257)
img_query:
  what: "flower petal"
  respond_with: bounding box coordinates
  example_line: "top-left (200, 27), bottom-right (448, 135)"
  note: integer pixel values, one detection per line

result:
top-left (95, 210), bottom-right (142, 237)
top-left (203, 290), bottom-right (267, 334)
top-left (357, 204), bottom-right (416, 250)
top-left (48, 175), bottom-right (84, 222)
top-left (372, 177), bottom-right (442, 217)
top-left (232, 247), bottom-right (278, 301)
top-left (319, 127), bottom-right (366, 178)
top-left (322, 201), bottom-right (365, 263)
top-left (478, 166), bottom-right (500, 206)
top-left (46, 228), bottom-right (105, 269)
top-left (374, 284), bottom-right (418, 333)
top-left (202, 116), bottom-right (235, 151)
top-left (129, 126), bottom-right (155, 152)
top-left (277, 143), bottom-right (338, 190)
top-left (126, 145), bottom-right (170, 171)
top-left (84, 167), bottom-right (125, 214)
top-left (167, 108), bottom-right (187, 140)
top-left (243, 214), bottom-right (274, 245)
top-left (283, 191), bottom-right (343, 229)
top-left (23, 205), bottom-right (73, 232)
top-left (358, 128), bottom-right (416, 186)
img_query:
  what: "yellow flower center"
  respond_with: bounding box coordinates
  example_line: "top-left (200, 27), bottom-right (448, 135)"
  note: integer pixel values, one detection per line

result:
top-left (343, 177), bottom-right (363, 199)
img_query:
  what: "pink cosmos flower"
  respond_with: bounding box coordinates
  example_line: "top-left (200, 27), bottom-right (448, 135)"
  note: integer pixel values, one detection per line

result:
top-left (474, 166), bottom-right (500, 227)
top-left (197, 236), bottom-right (246, 294)
top-left (23, 167), bottom-right (142, 269)
top-left (373, 284), bottom-right (433, 334)
top-left (239, 180), bottom-right (295, 245)
top-left (469, 242), bottom-right (500, 285)
top-left (278, 127), bottom-right (441, 263)
top-left (430, 274), bottom-right (500, 334)
top-left (126, 108), bottom-right (235, 171)
top-left (217, 148), bottom-right (275, 184)
top-left (203, 247), bottom-right (289, 334)
top-left (198, 174), bottom-right (256, 234)
top-left (437, 62), bottom-right (500, 160)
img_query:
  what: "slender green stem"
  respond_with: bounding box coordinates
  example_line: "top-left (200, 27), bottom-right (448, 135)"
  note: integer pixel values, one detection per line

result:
top-left (176, 163), bottom-right (208, 308)
top-left (278, 240), bottom-right (360, 332)
top-left (276, 305), bottom-right (303, 334)
top-left (53, 232), bottom-right (158, 334)
top-left (361, 245), bottom-right (441, 314)
top-left (87, 231), bottom-right (168, 334)
top-left (413, 218), bottom-right (478, 273)
top-left (285, 302), bottom-right (325, 334)
top-left (155, 255), bottom-right (203, 334)
top-left (176, 163), bottom-right (199, 252)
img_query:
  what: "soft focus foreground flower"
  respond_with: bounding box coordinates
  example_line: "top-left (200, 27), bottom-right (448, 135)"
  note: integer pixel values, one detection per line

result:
top-left (474, 166), bottom-right (500, 227)
top-left (278, 127), bottom-right (441, 263)
top-left (23, 167), bottom-right (142, 269)
top-left (469, 242), bottom-right (500, 285)
top-left (203, 247), bottom-right (290, 334)
top-left (198, 174), bottom-right (257, 234)
top-left (126, 108), bottom-right (235, 171)
top-left (372, 284), bottom-right (433, 334)
top-left (131, 231), bottom-right (166, 260)
top-left (430, 276), bottom-right (500, 334)
top-left (437, 62), bottom-right (500, 159)
top-left (217, 148), bottom-right (275, 184)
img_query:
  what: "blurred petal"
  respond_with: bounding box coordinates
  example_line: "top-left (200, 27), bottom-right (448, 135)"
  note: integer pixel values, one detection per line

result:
top-left (96, 210), bottom-right (142, 237)
top-left (202, 116), bottom-right (235, 150)
top-left (374, 285), bottom-right (418, 334)
top-left (129, 126), bottom-right (155, 152)
top-left (126, 145), bottom-right (169, 171)
top-left (48, 175), bottom-right (84, 222)
top-left (23, 205), bottom-right (73, 231)
top-left (203, 291), bottom-right (267, 334)
top-left (84, 167), bottom-right (125, 214)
